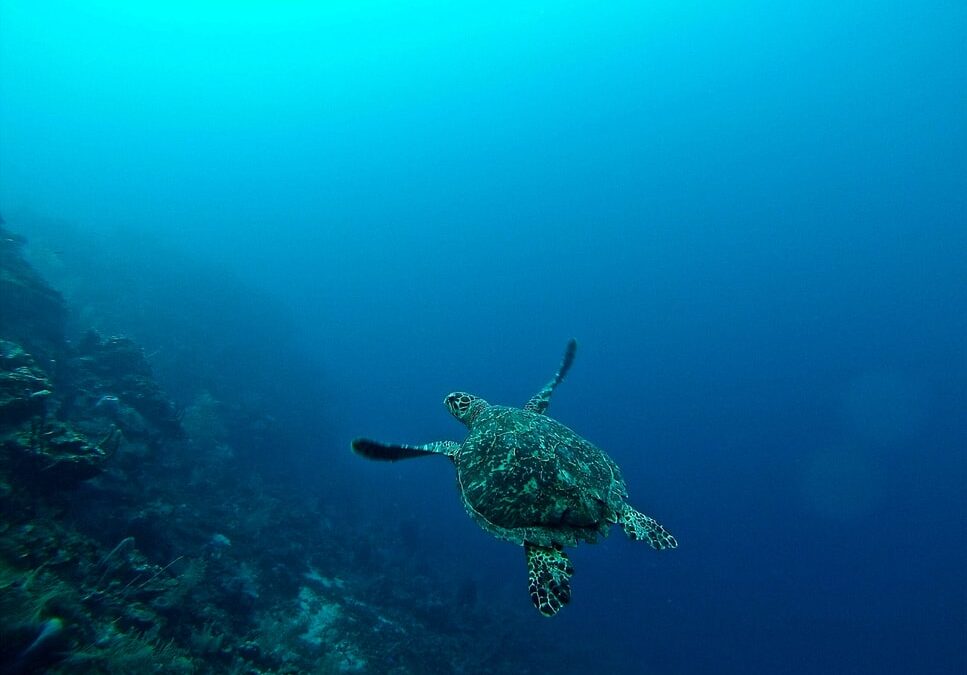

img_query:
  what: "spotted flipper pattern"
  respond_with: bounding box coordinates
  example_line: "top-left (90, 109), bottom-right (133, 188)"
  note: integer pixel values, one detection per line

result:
top-left (618, 508), bottom-right (678, 550)
top-left (525, 542), bottom-right (573, 617)
top-left (524, 339), bottom-right (578, 414)
top-left (352, 439), bottom-right (459, 462)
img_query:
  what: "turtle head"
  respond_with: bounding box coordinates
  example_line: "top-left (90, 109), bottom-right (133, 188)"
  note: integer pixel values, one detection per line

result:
top-left (445, 392), bottom-right (488, 427)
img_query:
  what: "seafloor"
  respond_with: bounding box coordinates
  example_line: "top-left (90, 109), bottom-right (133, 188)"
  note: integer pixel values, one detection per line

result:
top-left (0, 223), bottom-right (562, 674)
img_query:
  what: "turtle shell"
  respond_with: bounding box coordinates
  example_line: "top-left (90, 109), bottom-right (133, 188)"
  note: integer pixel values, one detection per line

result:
top-left (454, 405), bottom-right (627, 547)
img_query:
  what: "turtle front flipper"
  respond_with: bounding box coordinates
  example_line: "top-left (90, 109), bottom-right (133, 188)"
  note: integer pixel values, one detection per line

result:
top-left (524, 339), bottom-right (577, 414)
top-left (617, 507), bottom-right (678, 550)
top-left (352, 439), bottom-right (458, 462)
top-left (525, 542), bottom-right (574, 617)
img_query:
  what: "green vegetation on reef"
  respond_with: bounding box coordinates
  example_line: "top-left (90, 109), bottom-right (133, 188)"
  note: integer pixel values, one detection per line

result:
top-left (0, 221), bottom-right (566, 674)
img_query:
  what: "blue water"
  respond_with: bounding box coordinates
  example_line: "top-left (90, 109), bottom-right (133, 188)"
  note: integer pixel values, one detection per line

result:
top-left (1, 2), bottom-right (964, 673)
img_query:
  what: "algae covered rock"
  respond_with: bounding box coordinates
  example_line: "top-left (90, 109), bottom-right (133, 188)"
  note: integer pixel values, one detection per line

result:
top-left (0, 337), bottom-right (119, 486)
top-left (0, 224), bottom-right (180, 488)
top-left (7, 421), bottom-right (120, 485)
top-left (68, 332), bottom-right (183, 443)
top-left (0, 340), bottom-right (53, 424)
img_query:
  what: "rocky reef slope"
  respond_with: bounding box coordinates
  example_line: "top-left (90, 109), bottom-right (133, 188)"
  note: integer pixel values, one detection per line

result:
top-left (1, 222), bottom-right (560, 675)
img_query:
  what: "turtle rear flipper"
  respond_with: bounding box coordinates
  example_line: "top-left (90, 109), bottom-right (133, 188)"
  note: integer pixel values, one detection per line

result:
top-left (352, 439), bottom-right (458, 461)
top-left (618, 507), bottom-right (678, 550)
top-left (524, 339), bottom-right (577, 414)
top-left (525, 542), bottom-right (573, 617)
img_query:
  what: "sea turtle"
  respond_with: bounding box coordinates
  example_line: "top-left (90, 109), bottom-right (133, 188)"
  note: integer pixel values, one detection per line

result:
top-left (352, 340), bottom-right (677, 616)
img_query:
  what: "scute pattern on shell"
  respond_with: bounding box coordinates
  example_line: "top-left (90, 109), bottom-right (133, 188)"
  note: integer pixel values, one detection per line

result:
top-left (454, 405), bottom-right (627, 547)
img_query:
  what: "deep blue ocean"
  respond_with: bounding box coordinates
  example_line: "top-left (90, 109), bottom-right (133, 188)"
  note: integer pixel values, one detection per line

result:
top-left (1, 2), bottom-right (964, 673)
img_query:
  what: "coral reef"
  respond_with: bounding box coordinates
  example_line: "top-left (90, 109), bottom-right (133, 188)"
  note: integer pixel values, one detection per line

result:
top-left (0, 222), bottom-right (563, 674)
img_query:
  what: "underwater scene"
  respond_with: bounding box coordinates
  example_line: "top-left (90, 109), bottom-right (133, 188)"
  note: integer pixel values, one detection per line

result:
top-left (0, 2), bottom-right (964, 674)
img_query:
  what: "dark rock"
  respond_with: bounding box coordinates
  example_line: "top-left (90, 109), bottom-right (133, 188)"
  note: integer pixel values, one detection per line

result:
top-left (238, 641), bottom-right (261, 661)
top-left (0, 225), bottom-right (67, 364)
